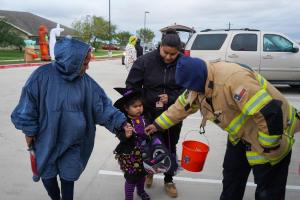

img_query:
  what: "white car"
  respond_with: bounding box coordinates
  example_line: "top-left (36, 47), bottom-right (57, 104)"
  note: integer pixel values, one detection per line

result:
top-left (184, 28), bottom-right (300, 87)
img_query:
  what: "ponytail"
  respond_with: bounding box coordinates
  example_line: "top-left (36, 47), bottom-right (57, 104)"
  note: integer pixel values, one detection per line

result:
top-left (161, 29), bottom-right (181, 51)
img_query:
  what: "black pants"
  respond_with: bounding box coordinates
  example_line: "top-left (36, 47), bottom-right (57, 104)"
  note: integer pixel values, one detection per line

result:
top-left (220, 140), bottom-right (291, 200)
top-left (161, 122), bottom-right (182, 183)
top-left (42, 177), bottom-right (74, 200)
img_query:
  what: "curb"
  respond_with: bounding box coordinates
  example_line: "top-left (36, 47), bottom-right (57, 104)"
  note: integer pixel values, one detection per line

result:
top-left (0, 57), bottom-right (120, 69)
top-left (0, 62), bottom-right (47, 69)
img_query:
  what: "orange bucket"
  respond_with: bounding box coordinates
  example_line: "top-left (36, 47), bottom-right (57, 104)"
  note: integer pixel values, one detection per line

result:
top-left (181, 132), bottom-right (209, 172)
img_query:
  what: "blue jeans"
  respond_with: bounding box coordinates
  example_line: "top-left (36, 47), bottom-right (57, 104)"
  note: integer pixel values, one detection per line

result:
top-left (42, 177), bottom-right (74, 200)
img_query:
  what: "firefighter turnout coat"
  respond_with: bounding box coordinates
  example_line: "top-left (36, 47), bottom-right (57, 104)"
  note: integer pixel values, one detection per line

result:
top-left (154, 61), bottom-right (300, 166)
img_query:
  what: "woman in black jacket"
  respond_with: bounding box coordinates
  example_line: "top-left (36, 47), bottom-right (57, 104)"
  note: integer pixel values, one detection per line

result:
top-left (125, 30), bottom-right (184, 198)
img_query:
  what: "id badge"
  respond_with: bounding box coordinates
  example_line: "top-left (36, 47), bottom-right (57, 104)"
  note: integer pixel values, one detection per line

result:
top-left (156, 101), bottom-right (164, 108)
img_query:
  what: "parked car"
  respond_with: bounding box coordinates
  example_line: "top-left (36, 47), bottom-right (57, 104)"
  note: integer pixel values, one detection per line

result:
top-left (184, 28), bottom-right (300, 86)
top-left (102, 44), bottom-right (120, 50)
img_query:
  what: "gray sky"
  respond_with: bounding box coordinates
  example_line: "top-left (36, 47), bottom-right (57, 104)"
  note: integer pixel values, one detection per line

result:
top-left (2, 0), bottom-right (300, 42)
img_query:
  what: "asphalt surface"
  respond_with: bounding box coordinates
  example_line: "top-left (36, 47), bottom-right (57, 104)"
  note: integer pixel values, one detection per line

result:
top-left (0, 60), bottom-right (299, 199)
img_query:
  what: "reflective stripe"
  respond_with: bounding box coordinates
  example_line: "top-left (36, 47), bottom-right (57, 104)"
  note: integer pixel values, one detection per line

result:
top-left (242, 89), bottom-right (272, 115)
top-left (258, 131), bottom-right (281, 148)
top-left (178, 94), bottom-right (186, 106)
top-left (155, 113), bottom-right (174, 129)
top-left (269, 105), bottom-right (296, 165)
top-left (178, 90), bottom-right (199, 112)
top-left (286, 105), bottom-right (296, 137)
top-left (256, 74), bottom-right (267, 89)
top-left (225, 74), bottom-right (271, 144)
top-left (225, 113), bottom-right (249, 136)
top-left (226, 73), bottom-right (296, 165)
top-left (246, 151), bottom-right (269, 165)
top-left (228, 134), bottom-right (240, 145)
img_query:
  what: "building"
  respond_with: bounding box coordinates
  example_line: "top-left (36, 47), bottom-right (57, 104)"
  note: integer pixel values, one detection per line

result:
top-left (0, 10), bottom-right (76, 43)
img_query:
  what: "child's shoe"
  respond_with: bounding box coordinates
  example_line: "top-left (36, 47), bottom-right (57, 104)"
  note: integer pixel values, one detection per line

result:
top-left (137, 191), bottom-right (150, 200)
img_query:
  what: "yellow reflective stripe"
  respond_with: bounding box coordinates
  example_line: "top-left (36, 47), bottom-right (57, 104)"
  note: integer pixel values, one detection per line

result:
top-left (286, 105), bottom-right (296, 137)
top-left (256, 74), bottom-right (267, 89)
top-left (246, 151), bottom-right (269, 165)
top-left (258, 131), bottom-right (281, 147)
top-left (155, 113), bottom-right (174, 129)
top-left (228, 134), bottom-right (240, 145)
top-left (242, 89), bottom-right (272, 115)
top-left (225, 113), bottom-right (249, 136)
top-left (225, 84), bottom-right (271, 139)
top-left (269, 136), bottom-right (294, 165)
top-left (269, 105), bottom-right (296, 165)
top-left (178, 90), bottom-right (189, 106)
top-left (178, 95), bottom-right (186, 106)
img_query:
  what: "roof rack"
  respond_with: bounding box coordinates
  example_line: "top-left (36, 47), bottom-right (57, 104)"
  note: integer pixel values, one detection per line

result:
top-left (200, 28), bottom-right (260, 32)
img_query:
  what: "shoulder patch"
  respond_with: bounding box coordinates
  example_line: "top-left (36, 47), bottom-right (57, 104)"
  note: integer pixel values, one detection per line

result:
top-left (233, 87), bottom-right (247, 102)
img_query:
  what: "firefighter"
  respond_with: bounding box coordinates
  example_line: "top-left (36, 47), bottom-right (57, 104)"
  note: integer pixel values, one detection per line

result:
top-left (145, 56), bottom-right (300, 200)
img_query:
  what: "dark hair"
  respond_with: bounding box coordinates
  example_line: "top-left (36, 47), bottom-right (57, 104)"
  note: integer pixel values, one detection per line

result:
top-left (161, 29), bottom-right (181, 51)
top-left (124, 95), bottom-right (144, 111)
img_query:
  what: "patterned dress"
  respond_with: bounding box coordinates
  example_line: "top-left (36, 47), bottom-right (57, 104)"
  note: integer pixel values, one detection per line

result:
top-left (114, 115), bottom-right (148, 182)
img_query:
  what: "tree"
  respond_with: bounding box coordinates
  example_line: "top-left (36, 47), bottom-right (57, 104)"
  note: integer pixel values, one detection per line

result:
top-left (115, 31), bottom-right (132, 46)
top-left (0, 20), bottom-right (25, 50)
top-left (136, 28), bottom-right (155, 44)
top-left (72, 15), bottom-right (117, 50)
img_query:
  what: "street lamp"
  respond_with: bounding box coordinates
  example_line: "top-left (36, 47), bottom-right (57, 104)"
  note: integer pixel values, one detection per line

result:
top-left (143, 11), bottom-right (150, 52)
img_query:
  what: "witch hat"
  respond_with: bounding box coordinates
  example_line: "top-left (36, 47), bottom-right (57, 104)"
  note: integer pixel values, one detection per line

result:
top-left (113, 87), bottom-right (142, 111)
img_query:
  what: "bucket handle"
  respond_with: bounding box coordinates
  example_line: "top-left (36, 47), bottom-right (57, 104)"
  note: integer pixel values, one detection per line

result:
top-left (183, 128), bottom-right (209, 147)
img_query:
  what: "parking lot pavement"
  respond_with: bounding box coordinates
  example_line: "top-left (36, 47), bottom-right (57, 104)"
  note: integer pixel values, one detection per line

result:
top-left (0, 60), bottom-right (299, 199)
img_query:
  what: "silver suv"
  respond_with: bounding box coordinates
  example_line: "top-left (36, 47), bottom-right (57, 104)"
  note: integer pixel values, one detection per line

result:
top-left (184, 29), bottom-right (300, 87)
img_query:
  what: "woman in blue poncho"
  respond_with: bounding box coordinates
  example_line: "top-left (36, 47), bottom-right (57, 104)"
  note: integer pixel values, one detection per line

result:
top-left (11, 37), bottom-right (132, 200)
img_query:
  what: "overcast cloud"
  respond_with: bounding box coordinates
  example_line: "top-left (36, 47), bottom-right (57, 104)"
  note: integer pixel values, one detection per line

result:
top-left (1, 0), bottom-right (300, 42)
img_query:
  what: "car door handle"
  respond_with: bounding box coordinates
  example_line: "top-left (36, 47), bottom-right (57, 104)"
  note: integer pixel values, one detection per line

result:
top-left (228, 54), bottom-right (238, 58)
top-left (263, 55), bottom-right (273, 59)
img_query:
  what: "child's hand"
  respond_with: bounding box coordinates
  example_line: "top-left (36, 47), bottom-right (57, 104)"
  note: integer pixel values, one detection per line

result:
top-left (123, 123), bottom-right (134, 138)
top-left (145, 124), bottom-right (157, 135)
top-left (158, 94), bottom-right (168, 104)
top-left (25, 135), bottom-right (35, 148)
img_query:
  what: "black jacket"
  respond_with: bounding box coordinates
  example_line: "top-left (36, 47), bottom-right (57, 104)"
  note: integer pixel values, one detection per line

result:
top-left (135, 43), bottom-right (143, 57)
top-left (126, 49), bottom-right (184, 120)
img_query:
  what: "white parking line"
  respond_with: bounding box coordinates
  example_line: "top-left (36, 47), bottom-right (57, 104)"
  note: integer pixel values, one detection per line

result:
top-left (98, 170), bottom-right (300, 190)
top-left (187, 116), bottom-right (201, 120)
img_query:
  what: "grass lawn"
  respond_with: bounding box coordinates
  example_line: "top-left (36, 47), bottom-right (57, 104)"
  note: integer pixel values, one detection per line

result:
top-left (93, 50), bottom-right (123, 57)
top-left (0, 49), bottom-right (122, 65)
top-left (0, 50), bottom-right (25, 61)
top-left (0, 49), bottom-right (122, 63)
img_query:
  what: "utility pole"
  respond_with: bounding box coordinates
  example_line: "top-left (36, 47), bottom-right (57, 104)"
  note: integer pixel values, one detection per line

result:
top-left (143, 11), bottom-right (149, 52)
top-left (108, 0), bottom-right (112, 57)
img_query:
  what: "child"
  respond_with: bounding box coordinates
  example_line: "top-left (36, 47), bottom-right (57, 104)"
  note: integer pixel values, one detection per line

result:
top-left (113, 88), bottom-right (177, 200)
top-left (113, 88), bottom-right (151, 200)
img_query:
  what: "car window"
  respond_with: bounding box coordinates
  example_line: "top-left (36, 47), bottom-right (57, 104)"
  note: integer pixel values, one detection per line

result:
top-left (191, 34), bottom-right (227, 50)
top-left (263, 34), bottom-right (293, 52)
top-left (231, 34), bottom-right (257, 51)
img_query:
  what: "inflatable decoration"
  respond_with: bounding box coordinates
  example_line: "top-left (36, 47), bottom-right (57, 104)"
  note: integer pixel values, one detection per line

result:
top-left (24, 39), bottom-right (38, 62)
top-left (49, 24), bottom-right (64, 60)
top-left (38, 25), bottom-right (51, 61)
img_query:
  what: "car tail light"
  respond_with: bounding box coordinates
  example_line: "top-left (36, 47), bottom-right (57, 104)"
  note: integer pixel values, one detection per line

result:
top-left (184, 50), bottom-right (190, 57)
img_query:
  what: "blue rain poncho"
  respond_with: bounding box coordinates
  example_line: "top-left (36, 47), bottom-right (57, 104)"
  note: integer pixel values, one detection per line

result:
top-left (11, 37), bottom-right (126, 181)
